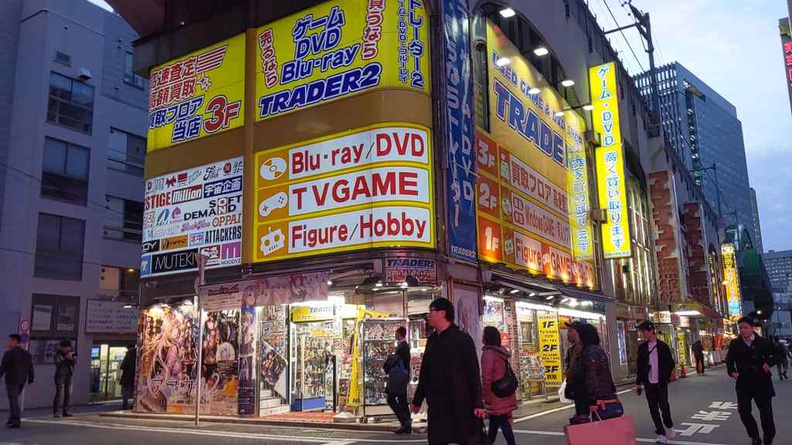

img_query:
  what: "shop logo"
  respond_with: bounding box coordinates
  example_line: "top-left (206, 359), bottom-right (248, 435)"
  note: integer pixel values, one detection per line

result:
top-left (200, 245), bottom-right (221, 266)
top-left (189, 233), bottom-right (205, 247)
top-left (161, 235), bottom-right (189, 251)
top-left (151, 249), bottom-right (198, 275)
top-left (141, 255), bottom-right (151, 276)
top-left (260, 227), bottom-right (285, 256)
top-left (142, 240), bottom-right (160, 254)
top-left (259, 192), bottom-right (288, 217)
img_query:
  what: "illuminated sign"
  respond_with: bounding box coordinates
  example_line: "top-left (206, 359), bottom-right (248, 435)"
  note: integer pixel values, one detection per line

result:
top-left (142, 158), bottom-right (243, 277)
top-left (148, 34), bottom-right (245, 151)
top-left (538, 313), bottom-right (562, 388)
top-left (475, 22), bottom-right (594, 289)
top-left (255, 0), bottom-right (430, 121)
top-left (722, 243), bottom-right (742, 317)
top-left (252, 123), bottom-right (434, 263)
top-left (590, 62), bottom-right (631, 259)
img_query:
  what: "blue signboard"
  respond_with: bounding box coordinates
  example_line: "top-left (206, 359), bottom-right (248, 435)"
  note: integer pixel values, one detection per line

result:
top-left (442, 0), bottom-right (477, 262)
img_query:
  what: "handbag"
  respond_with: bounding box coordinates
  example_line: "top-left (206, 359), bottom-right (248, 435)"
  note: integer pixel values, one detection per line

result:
top-left (593, 397), bottom-right (624, 420)
top-left (558, 379), bottom-right (572, 404)
top-left (491, 358), bottom-right (518, 398)
top-left (564, 413), bottom-right (636, 445)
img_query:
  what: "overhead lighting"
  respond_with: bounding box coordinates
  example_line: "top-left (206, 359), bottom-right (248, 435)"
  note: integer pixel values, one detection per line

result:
top-left (123, 304), bottom-right (133, 309)
top-left (182, 299), bottom-right (193, 306)
top-left (375, 281), bottom-right (383, 288)
top-left (420, 288), bottom-right (428, 292)
top-left (674, 310), bottom-right (700, 316)
top-left (545, 295), bottom-right (554, 301)
top-left (499, 7), bottom-right (516, 18)
top-left (127, 268), bottom-right (135, 273)
top-left (533, 46), bottom-right (549, 56)
top-left (495, 57), bottom-right (511, 67)
top-left (400, 281), bottom-right (409, 288)
top-left (757, 310), bottom-right (763, 315)
top-left (527, 87), bottom-right (541, 95)
top-left (510, 289), bottom-right (520, 294)
top-left (327, 280), bottom-right (333, 286)
top-left (561, 79), bottom-right (575, 87)
top-left (529, 292), bottom-right (537, 297)
top-left (582, 104), bottom-right (594, 111)
top-left (569, 299), bottom-right (579, 307)
top-left (554, 110), bottom-right (565, 117)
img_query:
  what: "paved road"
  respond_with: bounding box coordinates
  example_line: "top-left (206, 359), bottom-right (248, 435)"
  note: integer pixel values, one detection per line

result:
top-left (3, 367), bottom-right (790, 444)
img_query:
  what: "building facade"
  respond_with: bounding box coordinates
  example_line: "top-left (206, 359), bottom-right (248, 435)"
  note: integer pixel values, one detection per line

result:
top-left (0, 0), bottom-right (146, 409)
top-left (765, 249), bottom-right (792, 293)
top-left (750, 187), bottom-right (764, 254)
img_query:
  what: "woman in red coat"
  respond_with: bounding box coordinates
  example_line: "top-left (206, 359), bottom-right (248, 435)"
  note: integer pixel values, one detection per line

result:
top-left (482, 326), bottom-right (518, 445)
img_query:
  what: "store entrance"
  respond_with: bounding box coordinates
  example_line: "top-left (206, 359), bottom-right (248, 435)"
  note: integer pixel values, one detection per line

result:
top-left (89, 343), bottom-right (129, 402)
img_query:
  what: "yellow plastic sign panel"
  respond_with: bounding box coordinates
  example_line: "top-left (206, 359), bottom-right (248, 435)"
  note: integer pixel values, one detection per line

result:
top-left (589, 62), bottom-right (632, 259)
top-left (255, 0), bottom-right (430, 121)
top-left (253, 123), bottom-right (435, 263)
top-left (722, 243), bottom-right (742, 317)
top-left (538, 313), bottom-right (562, 388)
top-left (147, 34), bottom-right (245, 152)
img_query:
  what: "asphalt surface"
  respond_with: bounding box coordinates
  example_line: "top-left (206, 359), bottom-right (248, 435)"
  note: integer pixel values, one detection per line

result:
top-left (2, 366), bottom-right (790, 444)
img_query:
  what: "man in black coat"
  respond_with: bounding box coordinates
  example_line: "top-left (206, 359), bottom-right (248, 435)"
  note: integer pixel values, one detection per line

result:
top-left (119, 344), bottom-right (137, 410)
top-left (634, 321), bottom-right (677, 443)
top-left (0, 334), bottom-right (34, 428)
top-left (53, 339), bottom-right (75, 418)
top-left (411, 298), bottom-right (486, 445)
top-left (726, 317), bottom-right (779, 445)
top-left (385, 326), bottom-right (411, 433)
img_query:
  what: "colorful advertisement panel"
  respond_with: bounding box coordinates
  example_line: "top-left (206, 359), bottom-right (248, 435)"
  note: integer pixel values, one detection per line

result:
top-left (589, 62), bottom-right (632, 259)
top-left (649, 170), bottom-right (686, 304)
top-left (148, 34), bottom-right (245, 151)
top-left (255, 0), bottom-right (430, 121)
top-left (441, 0), bottom-right (477, 262)
top-left (477, 20), bottom-right (594, 288)
top-left (722, 243), bottom-right (742, 317)
top-left (252, 123), bottom-right (434, 263)
top-left (537, 313), bottom-right (562, 389)
top-left (141, 157), bottom-right (243, 277)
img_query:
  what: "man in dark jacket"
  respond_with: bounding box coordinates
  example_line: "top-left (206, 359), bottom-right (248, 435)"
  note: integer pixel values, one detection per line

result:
top-left (411, 298), bottom-right (485, 445)
top-left (692, 340), bottom-right (705, 375)
top-left (635, 321), bottom-right (677, 444)
top-left (726, 317), bottom-right (778, 445)
top-left (53, 339), bottom-right (75, 418)
top-left (119, 344), bottom-right (136, 410)
top-left (0, 334), bottom-right (34, 428)
top-left (385, 326), bottom-right (411, 433)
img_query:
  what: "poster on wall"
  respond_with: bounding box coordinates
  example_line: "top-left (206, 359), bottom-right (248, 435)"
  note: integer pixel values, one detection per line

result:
top-left (201, 310), bottom-right (240, 416)
top-left (136, 305), bottom-right (199, 414)
top-left (537, 313), bottom-right (562, 388)
top-left (141, 157), bottom-right (243, 278)
top-left (238, 293), bottom-right (257, 415)
top-left (259, 305), bottom-right (289, 401)
top-left (454, 286), bottom-right (482, 357)
top-left (255, 0), bottom-right (430, 121)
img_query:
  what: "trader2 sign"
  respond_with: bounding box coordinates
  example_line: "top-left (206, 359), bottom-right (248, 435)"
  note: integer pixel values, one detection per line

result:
top-left (253, 124), bottom-right (434, 263)
top-left (141, 157), bottom-right (243, 277)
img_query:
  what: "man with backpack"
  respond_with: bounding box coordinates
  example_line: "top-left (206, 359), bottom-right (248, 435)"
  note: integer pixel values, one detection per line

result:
top-left (384, 326), bottom-right (411, 434)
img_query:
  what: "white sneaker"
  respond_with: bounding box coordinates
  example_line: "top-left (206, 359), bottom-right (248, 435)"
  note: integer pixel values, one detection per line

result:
top-left (666, 427), bottom-right (677, 439)
top-left (656, 435), bottom-right (668, 444)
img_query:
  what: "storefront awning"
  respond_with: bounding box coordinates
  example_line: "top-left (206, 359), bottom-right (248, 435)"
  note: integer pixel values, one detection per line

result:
top-left (673, 302), bottom-right (723, 319)
top-left (557, 286), bottom-right (617, 304)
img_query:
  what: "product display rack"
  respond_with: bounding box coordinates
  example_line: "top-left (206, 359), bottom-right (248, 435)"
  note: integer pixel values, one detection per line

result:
top-left (291, 333), bottom-right (327, 411)
top-left (361, 318), bottom-right (407, 420)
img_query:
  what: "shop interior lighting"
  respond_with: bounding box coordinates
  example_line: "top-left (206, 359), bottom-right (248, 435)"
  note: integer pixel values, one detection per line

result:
top-left (516, 301), bottom-right (556, 312)
top-left (123, 304), bottom-right (133, 309)
top-left (582, 104), bottom-right (594, 111)
top-left (421, 288), bottom-right (428, 292)
top-left (527, 87), bottom-right (541, 95)
top-left (568, 299), bottom-right (579, 307)
top-left (757, 310), bottom-right (763, 315)
top-left (554, 110), bottom-right (565, 117)
top-left (561, 79), bottom-right (575, 87)
top-left (674, 310), bottom-right (701, 316)
top-left (495, 57), bottom-right (511, 67)
top-left (533, 46), bottom-right (549, 56)
top-left (510, 289), bottom-right (520, 294)
top-left (127, 268), bottom-right (135, 272)
top-left (159, 303), bottom-right (170, 308)
top-left (375, 281), bottom-right (383, 287)
top-left (400, 282), bottom-right (409, 288)
top-left (545, 295), bottom-right (554, 300)
top-left (529, 292), bottom-right (537, 297)
top-left (499, 7), bottom-right (516, 18)
top-left (327, 279), bottom-right (333, 286)
top-left (182, 299), bottom-right (193, 306)
top-left (484, 295), bottom-right (504, 303)
top-left (558, 308), bottom-right (605, 320)
top-left (560, 298), bottom-right (569, 304)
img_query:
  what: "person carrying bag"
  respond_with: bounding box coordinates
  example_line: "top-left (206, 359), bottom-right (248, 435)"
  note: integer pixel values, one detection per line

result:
top-left (481, 326), bottom-right (517, 445)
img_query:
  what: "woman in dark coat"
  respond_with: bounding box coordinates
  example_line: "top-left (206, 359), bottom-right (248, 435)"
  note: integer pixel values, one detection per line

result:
top-left (576, 323), bottom-right (618, 420)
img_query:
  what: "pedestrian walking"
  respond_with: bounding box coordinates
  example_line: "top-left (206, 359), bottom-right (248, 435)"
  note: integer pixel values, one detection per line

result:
top-left (726, 317), bottom-right (779, 445)
top-left (0, 334), bottom-right (34, 428)
top-left (635, 321), bottom-right (677, 444)
top-left (481, 326), bottom-right (517, 445)
top-left (772, 337), bottom-right (788, 380)
top-left (563, 322), bottom-right (586, 416)
top-left (575, 324), bottom-right (621, 421)
top-left (384, 326), bottom-right (411, 434)
top-left (119, 344), bottom-right (136, 410)
top-left (692, 340), bottom-right (705, 375)
top-left (411, 298), bottom-right (486, 445)
top-left (53, 339), bottom-right (75, 418)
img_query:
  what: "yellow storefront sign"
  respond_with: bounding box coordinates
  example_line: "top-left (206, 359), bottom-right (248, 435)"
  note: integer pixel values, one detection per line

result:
top-left (252, 123), bottom-right (435, 263)
top-left (255, 0), bottom-right (430, 121)
top-left (589, 62), bottom-right (632, 259)
top-left (147, 34), bottom-right (245, 151)
top-left (290, 305), bottom-right (335, 323)
top-left (722, 243), bottom-right (742, 317)
top-left (537, 313), bottom-right (562, 388)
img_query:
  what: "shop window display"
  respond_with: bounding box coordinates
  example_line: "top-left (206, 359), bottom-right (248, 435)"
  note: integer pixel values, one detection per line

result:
top-left (361, 318), bottom-right (407, 417)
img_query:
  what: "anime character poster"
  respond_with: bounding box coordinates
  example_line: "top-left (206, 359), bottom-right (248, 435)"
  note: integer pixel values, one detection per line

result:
top-left (238, 284), bottom-right (258, 415)
top-left (201, 309), bottom-right (240, 416)
top-left (454, 286), bottom-right (483, 357)
top-left (135, 305), bottom-right (199, 413)
top-left (258, 305), bottom-right (288, 400)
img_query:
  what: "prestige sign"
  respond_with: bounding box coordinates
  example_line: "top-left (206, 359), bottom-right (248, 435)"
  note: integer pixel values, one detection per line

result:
top-left (253, 124), bottom-right (434, 263)
top-left (142, 157), bottom-right (243, 277)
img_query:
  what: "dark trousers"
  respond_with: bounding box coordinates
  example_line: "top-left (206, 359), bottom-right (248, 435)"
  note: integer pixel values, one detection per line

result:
top-left (121, 385), bottom-right (134, 410)
top-left (6, 384), bottom-right (23, 425)
top-left (645, 383), bottom-right (673, 436)
top-left (386, 393), bottom-right (410, 428)
top-left (53, 378), bottom-right (72, 414)
top-left (738, 392), bottom-right (775, 441)
top-left (488, 414), bottom-right (516, 445)
top-left (695, 356), bottom-right (705, 374)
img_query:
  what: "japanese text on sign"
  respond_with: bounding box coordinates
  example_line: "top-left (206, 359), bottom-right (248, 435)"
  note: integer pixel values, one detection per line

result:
top-left (538, 314), bottom-right (562, 388)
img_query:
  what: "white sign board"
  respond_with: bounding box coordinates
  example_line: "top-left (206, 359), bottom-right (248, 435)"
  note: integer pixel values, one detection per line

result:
top-left (85, 300), bottom-right (139, 334)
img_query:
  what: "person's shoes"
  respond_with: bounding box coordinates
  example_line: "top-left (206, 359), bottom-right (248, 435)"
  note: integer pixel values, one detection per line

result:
top-left (751, 437), bottom-right (763, 445)
top-left (400, 425), bottom-right (412, 434)
top-left (5, 420), bottom-right (12, 427)
top-left (666, 427), bottom-right (677, 439)
top-left (7, 423), bottom-right (20, 429)
top-left (656, 435), bottom-right (668, 444)
top-left (53, 413), bottom-right (61, 418)
top-left (764, 437), bottom-right (773, 445)
top-left (62, 412), bottom-right (74, 418)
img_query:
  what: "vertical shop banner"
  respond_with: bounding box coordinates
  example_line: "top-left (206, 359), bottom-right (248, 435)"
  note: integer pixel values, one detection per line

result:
top-left (238, 290), bottom-right (257, 415)
top-left (589, 62), bottom-right (631, 259)
top-left (255, 0), bottom-right (430, 121)
top-left (201, 309), bottom-right (240, 416)
top-left (148, 34), bottom-right (245, 151)
top-left (779, 18), bottom-right (792, 114)
top-left (722, 243), bottom-right (742, 317)
top-left (136, 305), bottom-right (199, 414)
top-left (649, 171), bottom-right (686, 304)
top-left (537, 313), bottom-right (562, 388)
top-left (141, 157), bottom-right (243, 277)
top-left (683, 202), bottom-right (711, 307)
top-left (441, 0), bottom-right (477, 262)
top-left (252, 124), bottom-right (434, 263)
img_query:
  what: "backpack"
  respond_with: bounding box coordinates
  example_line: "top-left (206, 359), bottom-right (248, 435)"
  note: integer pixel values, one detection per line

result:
top-left (386, 356), bottom-right (409, 394)
top-left (491, 355), bottom-right (518, 398)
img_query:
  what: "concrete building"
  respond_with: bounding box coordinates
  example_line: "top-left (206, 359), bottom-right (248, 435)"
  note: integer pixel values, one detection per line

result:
top-left (0, 0), bottom-right (146, 409)
top-left (765, 249), bottom-right (792, 293)
top-left (750, 187), bottom-right (764, 254)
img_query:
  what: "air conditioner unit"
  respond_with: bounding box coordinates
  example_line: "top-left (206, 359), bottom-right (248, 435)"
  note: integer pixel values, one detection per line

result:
top-left (585, 130), bottom-right (601, 147)
top-left (590, 208), bottom-right (607, 223)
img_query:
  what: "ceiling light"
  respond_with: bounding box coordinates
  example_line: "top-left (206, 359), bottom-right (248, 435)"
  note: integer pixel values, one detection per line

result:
top-left (510, 289), bottom-right (519, 294)
top-left (674, 310), bottom-right (700, 316)
top-left (123, 304), bottom-right (133, 309)
top-left (527, 87), bottom-right (540, 95)
top-left (561, 79), bottom-right (575, 87)
top-left (529, 292), bottom-right (537, 297)
top-left (757, 310), bottom-right (763, 315)
top-left (183, 299), bottom-right (193, 306)
top-left (499, 7), bottom-right (516, 18)
top-left (495, 57), bottom-right (511, 67)
top-left (554, 111), bottom-right (565, 117)
top-left (582, 104), bottom-right (594, 111)
top-left (401, 281), bottom-right (409, 288)
top-left (545, 296), bottom-right (554, 300)
top-left (375, 281), bottom-right (383, 287)
top-left (127, 268), bottom-right (135, 272)
top-left (327, 280), bottom-right (333, 286)
top-left (420, 288), bottom-right (428, 292)
top-left (533, 46), bottom-right (549, 56)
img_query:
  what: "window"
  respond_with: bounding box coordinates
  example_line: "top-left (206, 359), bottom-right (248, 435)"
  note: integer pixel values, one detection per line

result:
top-left (99, 266), bottom-right (140, 296)
top-left (108, 128), bottom-right (145, 176)
top-left (124, 52), bottom-right (146, 89)
top-left (47, 72), bottom-right (94, 133)
top-left (31, 294), bottom-right (80, 336)
top-left (41, 138), bottom-right (90, 205)
top-left (103, 196), bottom-right (143, 242)
top-left (35, 213), bottom-right (85, 280)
